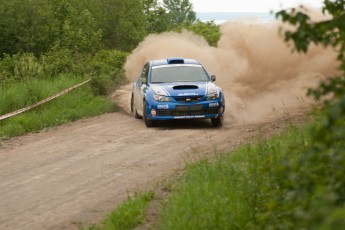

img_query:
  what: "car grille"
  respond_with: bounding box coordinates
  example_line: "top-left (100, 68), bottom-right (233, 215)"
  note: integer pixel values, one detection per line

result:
top-left (175, 105), bottom-right (203, 111)
top-left (173, 96), bottom-right (203, 103)
top-left (157, 108), bottom-right (219, 116)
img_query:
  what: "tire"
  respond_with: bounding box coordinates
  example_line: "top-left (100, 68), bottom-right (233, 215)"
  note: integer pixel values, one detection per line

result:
top-left (211, 116), bottom-right (223, 127)
top-left (143, 102), bottom-right (156, 127)
top-left (131, 95), bottom-right (141, 119)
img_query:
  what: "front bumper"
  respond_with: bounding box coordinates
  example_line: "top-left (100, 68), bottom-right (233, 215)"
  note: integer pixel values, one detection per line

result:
top-left (145, 100), bottom-right (225, 120)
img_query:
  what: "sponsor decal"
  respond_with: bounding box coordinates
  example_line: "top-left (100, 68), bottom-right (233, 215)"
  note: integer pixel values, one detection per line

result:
top-left (209, 102), bottom-right (219, 107)
top-left (151, 109), bottom-right (157, 116)
top-left (174, 115), bottom-right (206, 119)
top-left (157, 104), bottom-right (169, 109)
top-left (177, 93), bottom-right (198, 96)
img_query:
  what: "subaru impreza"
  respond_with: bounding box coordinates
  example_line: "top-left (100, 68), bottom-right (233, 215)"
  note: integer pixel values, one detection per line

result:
top-left (131, 58), bottom-right (225, 127)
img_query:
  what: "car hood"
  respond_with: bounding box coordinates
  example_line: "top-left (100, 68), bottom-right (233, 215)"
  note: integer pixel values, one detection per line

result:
top-left (150, 82), bottom-right (214, 97)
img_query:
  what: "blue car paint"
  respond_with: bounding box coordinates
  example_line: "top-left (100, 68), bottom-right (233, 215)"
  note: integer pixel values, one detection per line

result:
top-left (131, 58), bottom-right (225, 125)
top-left (144, 83), bottom-right (224, 120)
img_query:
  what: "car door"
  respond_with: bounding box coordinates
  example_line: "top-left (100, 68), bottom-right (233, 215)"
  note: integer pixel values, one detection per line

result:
top-left (135, 62), bottom-right (149, 113)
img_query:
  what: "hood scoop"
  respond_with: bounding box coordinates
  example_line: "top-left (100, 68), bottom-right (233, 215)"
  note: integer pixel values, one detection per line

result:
top-left (173, 85), bottom-right (199, 90)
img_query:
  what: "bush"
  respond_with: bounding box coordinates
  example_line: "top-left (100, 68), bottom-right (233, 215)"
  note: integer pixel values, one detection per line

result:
top-left (89, 49), bottom-right (128, 95)
top-left (174, 20), bottom-right (221, 47)
top-left (40, 49), bottom-right (76, 77)
top-left (263, 99), bottom-right (345, 229)
top-left (0, 48), bottom-right (128, 94)
top-left (0, 53), bottom-right (43, 84)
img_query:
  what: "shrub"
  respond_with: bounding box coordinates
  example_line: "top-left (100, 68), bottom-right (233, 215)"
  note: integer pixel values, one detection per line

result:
top-left (40, 49), bottom-right (76, 78)
top-left (89, 49), bottom-right (128, 95)
top-left (0, 53), bottom-right (43, 84)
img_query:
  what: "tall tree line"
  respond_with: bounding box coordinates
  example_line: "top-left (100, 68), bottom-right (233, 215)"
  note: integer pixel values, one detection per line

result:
top-left (0, 0), bottom-right (199, 57)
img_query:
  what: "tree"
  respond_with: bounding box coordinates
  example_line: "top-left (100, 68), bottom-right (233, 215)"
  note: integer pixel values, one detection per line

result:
top-left (50, 0), bottom-right (102, 54)
top-left (0, 0), bottom-right (148, 55)
top-left (185, 20), bottom-right (220, 46)
top-left (142, 0), bottom-right (171, 33)
top-left (163, 0), bottom-right (196, 24)
top-left (0, 0), bottom-right (57, 56)
top-left (94, 0), bottom-right (147, 52)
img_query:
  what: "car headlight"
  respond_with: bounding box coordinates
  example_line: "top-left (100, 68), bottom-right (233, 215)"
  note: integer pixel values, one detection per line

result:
top-left (206, 93), bottom-right (219, 100)
top-left (206, 84), bottom-right (219, 100)
top-left (153, 95), bottom-right (171, 102)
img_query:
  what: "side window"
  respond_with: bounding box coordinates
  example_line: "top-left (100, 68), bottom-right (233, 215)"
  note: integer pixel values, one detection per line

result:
top-left (140, 63), bottom-right (149, 84)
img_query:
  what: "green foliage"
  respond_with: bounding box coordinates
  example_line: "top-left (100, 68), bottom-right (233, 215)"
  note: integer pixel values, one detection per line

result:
top-left (89, 50), bottom-right (128, 95)
top-left (55, 7), bottom-right (102, 54)
top-left (157, 125), bottom-right (307, 229)
top-left (94, 0), bottom-right (147, 52)
top-left (0, 0), bottom-right (57, 56)
top-left (87, 192), bottom-right (154, 230)
top-left (40, 49), bottom-right (76, 78)
top-left (181, 20), bottom-right (220, 46)
top-left (0, 53), bottom-right (43, 83)
top-left (267, 113), bottom-right (345, 229)
top-left (274, 4), bottom-right (345, 228)
top-left (276, 3), bottom-right (345, 54)
top-left (0, 0), bottom-right (203, 56)
top-left (142, 0), bottom-right (172, 33)
top-left (0, 0), bottom-right (148, 56)
top-left (0, 76), bottom-right (116, 140)
top-left (163, 0), bottom-right (196, 25)
top-left (0, 0), bottom-right (203, 138)
top-left (158, 119), bottom-right (345, 229)
top-left (276, 2), bottom-right (345, 101)
top-left (0, 48), bottom-right (128, 93)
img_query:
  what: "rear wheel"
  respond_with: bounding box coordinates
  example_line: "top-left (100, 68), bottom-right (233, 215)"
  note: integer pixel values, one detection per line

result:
top-left (131, 95), bottom-right (140, 119)
top-left (211, 116), bottom-right (223, 127)
top-left (143, 103), bottom-right (156, 127)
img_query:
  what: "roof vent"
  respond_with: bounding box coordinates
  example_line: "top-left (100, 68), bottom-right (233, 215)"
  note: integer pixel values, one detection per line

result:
top-left (167, 58), bottom-right (184, 64)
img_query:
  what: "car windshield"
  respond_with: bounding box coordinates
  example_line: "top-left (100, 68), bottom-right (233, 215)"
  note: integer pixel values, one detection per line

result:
top-left (150, 65), bottom-right (209, 83)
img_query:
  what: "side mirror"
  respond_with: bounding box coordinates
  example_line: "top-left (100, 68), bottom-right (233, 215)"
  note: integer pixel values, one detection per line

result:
top-left (211, 75), bottom-right (216, 82)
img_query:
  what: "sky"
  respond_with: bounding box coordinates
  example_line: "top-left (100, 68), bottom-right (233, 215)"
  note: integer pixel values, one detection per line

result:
top-left (190, 0), bottom-right (324, 12)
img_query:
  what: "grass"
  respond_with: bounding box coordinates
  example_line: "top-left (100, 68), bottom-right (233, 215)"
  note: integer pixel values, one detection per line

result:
top-left (85, 191), bottom-right (154, 230)
top-left (156, 124), bottom-right (313, 229)
top-left (0, 75), bottom-right (117, 140)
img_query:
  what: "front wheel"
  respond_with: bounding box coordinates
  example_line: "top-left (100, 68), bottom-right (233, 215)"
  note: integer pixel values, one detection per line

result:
top-left (211, 116), bottom-right (223, 128)
top-left (143, 102), bottom-right (157, 127)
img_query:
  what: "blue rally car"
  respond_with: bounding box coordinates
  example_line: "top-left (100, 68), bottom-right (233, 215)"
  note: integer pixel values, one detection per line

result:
top-left (131, 58), bottom-right (225, 127)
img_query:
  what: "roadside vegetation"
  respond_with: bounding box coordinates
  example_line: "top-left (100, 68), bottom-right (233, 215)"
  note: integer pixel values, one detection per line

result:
top-left (158, 115), bottom-right (345, 229)
top-left (84, 192), bottom-right (154, 230)
top-left (0, 0), bottom-right (220, 140)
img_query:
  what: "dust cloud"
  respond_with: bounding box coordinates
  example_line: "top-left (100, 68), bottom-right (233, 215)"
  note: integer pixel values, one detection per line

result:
top-left (122, 9), bottom-right (339, 124)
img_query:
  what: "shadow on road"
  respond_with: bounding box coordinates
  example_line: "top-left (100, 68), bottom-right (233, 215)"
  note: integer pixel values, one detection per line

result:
top-left (155, 119), bottom-right (217, 130)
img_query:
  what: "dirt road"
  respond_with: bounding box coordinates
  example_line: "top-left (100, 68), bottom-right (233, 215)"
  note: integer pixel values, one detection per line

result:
top-left (0, 89), bottom-right (307, 229)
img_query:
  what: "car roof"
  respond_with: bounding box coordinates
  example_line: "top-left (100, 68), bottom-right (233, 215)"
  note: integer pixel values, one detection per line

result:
top-left (151, 58), bottom-right (201, 67)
